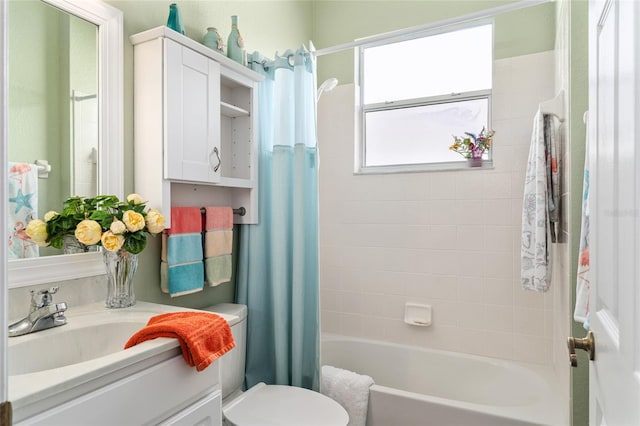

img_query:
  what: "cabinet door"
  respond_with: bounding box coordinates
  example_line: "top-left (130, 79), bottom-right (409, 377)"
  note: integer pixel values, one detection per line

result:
top-left (158, 391), bottom-right (222, 426)
top-left (165, 38), bottom-right (221, 183)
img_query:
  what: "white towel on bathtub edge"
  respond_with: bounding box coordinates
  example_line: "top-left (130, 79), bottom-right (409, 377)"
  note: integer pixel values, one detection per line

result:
top-left (321, 365), bottom-right (374, 426)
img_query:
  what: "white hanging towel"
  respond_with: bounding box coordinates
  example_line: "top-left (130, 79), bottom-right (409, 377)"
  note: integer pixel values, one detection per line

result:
top-left (574, 116), bottom-right (590, 326)
top-left (8, 162), bottom-right (39, 259)
top-left (521, 111), bottom-right (554, 292)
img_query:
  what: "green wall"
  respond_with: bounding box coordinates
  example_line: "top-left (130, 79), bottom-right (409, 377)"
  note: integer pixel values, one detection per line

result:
top-left (311, 0), bottom-right (556, 85)
top-left (569, 2), bottom-right (589, 425)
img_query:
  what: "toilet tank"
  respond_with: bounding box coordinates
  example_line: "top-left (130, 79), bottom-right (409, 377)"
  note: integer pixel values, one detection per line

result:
top-left (203, 303), bottom-right (247, 400)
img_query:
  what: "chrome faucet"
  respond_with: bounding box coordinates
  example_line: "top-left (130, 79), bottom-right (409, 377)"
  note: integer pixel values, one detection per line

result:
top-left (8, 287), bottom-right (68, 337)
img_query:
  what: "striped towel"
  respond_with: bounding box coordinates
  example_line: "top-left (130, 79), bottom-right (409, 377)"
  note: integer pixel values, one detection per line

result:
top-left (203, 207), bottom-right (233, 286)
top-left (161, 207), bottom-right (204, 297)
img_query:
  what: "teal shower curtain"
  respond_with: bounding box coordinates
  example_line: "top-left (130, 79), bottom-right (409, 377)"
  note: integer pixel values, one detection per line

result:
top-left (237, 47), bottom-right (319, 391)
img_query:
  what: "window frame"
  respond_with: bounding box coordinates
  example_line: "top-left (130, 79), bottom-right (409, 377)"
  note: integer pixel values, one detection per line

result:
top-left (356, 20), bottom-right (494, 174)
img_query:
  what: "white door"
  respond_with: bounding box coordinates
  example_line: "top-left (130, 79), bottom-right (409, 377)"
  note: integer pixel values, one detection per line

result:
top-left (588, 0), bottom-right (640, 424)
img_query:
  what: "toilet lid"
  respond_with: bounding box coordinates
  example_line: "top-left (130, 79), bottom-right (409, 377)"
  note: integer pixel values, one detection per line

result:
top-left (223, 383), bottom-right (349, 426)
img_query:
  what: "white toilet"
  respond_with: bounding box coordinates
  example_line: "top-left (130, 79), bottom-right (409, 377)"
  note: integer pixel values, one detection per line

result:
top-left (205, 303), bottom-right (349, 426)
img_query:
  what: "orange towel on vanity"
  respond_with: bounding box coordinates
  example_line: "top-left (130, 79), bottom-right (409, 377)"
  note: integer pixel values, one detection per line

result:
top-left (124, 312), bottom-right (235, 371)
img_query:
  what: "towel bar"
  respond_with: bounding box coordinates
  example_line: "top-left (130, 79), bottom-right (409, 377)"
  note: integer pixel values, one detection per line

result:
top-left (199, 207), bottom-right (246, 216)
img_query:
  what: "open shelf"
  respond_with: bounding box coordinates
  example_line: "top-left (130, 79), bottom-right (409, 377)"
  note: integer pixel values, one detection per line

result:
top-left (221, 101), bottom-right (250, 118)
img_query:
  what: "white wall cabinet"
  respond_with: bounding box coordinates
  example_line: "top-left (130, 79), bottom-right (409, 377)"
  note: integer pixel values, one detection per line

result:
top-left (131, 27), bottom-right (263, 225)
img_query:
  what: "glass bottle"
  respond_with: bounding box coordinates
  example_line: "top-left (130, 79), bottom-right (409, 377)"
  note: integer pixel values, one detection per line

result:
top-left (226, 15), bottom-right (246, 65)
top-left (204, 27), bottom-right (225, 55)
top-left (167, 3), bottom-right (185, 35)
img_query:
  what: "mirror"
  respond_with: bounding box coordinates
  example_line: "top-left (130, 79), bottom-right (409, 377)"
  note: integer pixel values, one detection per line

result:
top-left (8, 0), bottom-right (98, 258)
top-left (7, 0), bottom-right (123, 288)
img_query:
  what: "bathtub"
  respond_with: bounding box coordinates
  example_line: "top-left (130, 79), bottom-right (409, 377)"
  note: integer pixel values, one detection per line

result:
top-left (321, 334), bottom-right (566, 426)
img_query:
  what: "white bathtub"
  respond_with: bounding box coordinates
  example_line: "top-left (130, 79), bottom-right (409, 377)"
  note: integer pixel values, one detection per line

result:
top-left (321, 334), bottom-right (566, 426)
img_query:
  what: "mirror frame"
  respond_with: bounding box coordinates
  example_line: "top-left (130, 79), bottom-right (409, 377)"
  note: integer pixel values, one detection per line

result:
top-left (7, 0), bottom-right (123, 288)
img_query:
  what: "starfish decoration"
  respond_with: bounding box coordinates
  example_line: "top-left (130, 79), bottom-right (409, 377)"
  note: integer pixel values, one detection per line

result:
top-left (9, 189), bottom-right (34, 214)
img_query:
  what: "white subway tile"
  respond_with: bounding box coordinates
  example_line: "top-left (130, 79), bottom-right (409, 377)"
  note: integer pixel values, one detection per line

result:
top-left (482, 277), bottom-right (515, 306)
top-left (484, 305), bottom-right (514, 332)
top-left (457, 225), bottom-right (485, 251)
top-left (483, 225), bottom-right (513, 252)
top-left (513, 307), bottom-right (546, 337)
top-left (479, 331), bottom-right (515, 360)
top-left (457, 276), bottom-right (484, 303)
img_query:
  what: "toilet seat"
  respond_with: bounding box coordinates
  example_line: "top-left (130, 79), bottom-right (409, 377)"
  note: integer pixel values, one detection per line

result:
top-left (223, 383), bottom-right (349, 426)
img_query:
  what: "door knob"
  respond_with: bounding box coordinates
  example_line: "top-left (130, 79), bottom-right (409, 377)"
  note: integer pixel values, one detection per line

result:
top-left (567, 331), bottom-right (595, 367)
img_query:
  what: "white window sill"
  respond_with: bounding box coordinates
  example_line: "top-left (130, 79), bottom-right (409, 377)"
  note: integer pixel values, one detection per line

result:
top-left (355, 160), bottom-right (494, 175)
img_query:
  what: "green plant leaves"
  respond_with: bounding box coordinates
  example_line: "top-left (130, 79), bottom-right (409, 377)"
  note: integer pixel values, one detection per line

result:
top-left (43, 195), bottom-right (161, 254)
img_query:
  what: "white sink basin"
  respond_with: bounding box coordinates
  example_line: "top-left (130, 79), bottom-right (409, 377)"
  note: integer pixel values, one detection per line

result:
top-left (9, 317), bottom-right (147, 375)
top-left (8, 301), bottom-right (237, 423)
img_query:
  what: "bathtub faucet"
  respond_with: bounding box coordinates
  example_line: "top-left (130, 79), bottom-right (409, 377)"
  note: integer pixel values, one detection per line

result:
top-left (8, 286), bottom-right (68, 337)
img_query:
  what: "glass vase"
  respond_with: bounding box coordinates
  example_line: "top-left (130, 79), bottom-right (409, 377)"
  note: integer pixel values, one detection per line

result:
top-left (204, 27), bottom-right (224, 54)
top-left (103, 249), bottom-right (138, 308)
top-left (63, 234), bottom-right (96, 254)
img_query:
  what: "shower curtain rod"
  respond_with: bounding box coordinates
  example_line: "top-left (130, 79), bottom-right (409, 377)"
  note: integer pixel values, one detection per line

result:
top-left (314, 0), bottom-right (551, 57)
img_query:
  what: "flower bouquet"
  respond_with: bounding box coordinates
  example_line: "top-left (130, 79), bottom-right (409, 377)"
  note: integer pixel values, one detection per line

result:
top-left (25, 194), bottom-right (165, 254)
top-left (449, 127), bottom-right (495, 164)
top-left (25, 194), bottom-right (166, 308)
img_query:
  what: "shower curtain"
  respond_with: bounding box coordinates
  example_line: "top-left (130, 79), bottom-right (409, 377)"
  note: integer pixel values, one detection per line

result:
top-left (237, 47), bottom-right (320, 391)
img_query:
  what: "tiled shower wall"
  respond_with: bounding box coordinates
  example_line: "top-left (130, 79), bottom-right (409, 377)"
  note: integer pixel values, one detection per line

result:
top-left (318, 50), bottom-right (562, 365)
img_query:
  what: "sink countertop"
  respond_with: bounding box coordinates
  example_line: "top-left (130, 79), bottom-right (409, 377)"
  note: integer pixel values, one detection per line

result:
top-left (8, 301), bottom-right (237, 422)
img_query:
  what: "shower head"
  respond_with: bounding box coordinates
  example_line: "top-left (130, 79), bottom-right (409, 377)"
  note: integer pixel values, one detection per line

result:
top-left (317, 77), bottom-right (338, 100)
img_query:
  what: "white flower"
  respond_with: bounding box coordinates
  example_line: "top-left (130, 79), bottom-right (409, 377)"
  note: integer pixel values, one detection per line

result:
top-left (101, 230), bottom-right (125, 251)
top-left (122, 210), bottom-right (145, 232)
top-left (145, 209), bottom-right (166, 234)
top-left (126, 193), bottom-right (143, 204)
top-left (25, 219), bottom-right (48, 243)
top-left (44, 211), bottom-right (58, 222)
top-left (110, 219), bottom-right (127, 234)
top-left (75, 220), bottom-right (102, 245)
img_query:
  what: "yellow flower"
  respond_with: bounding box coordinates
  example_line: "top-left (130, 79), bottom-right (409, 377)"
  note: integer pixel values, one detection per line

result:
top-left (35, 240), bottom-right (50, 248)
top-left (110, 219), bottom-right (127, 235)
top-left (101, 230), bottom-right (125, 252)
top-left (43, 210), bottom-right (58, 222)
top-left (25, 219), bottom-right (48, 243)
top-left (122, 210), bottom-right (145, 232)
top-left (126, 193), bottom-right (143, 204)
top-left (75, 219), bottom-right (102, 245)
top-left (145, 209), bottom-right (166, 234)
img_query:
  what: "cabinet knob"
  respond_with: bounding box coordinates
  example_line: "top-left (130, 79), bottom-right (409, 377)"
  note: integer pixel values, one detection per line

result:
top-left (210, 147), bottom-right (221, 172)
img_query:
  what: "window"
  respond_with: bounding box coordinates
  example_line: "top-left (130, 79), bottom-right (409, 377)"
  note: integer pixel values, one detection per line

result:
top-left (359, 23), bottom-right (493, 172)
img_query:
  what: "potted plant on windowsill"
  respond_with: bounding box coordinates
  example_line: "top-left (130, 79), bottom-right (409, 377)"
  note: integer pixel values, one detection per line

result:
top-left (449, 127), bottom-right (495, 167)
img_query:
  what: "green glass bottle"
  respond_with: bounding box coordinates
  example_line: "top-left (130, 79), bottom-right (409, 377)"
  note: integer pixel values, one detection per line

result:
top-left (167, 3), bottom-right (185, 35)
top-left (226, 15), bottom-right (245, 65)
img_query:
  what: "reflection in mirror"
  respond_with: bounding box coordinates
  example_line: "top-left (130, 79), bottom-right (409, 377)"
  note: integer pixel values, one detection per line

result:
top-left (7, 0), bottom-right (123, 288)
top-left (8, 0), bottom-right (98, 259)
